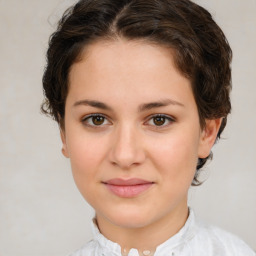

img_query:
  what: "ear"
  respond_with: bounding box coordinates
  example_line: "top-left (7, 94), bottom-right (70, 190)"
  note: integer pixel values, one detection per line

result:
top-left (60, 129), bottom-right (70, 158)
top-left (198, 118), bottom-right (222, 158)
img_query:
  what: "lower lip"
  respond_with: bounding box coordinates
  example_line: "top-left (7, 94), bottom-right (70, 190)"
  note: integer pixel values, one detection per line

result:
top-left (104, 183), bottom-right (153, 198)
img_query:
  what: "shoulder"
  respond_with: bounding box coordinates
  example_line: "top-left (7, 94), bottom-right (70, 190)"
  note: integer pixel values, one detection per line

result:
top-left (67, 240), bottom-right (96, 256)
top-left (67, 239), bottom-right (120, 256)
top-left (192, 218), bottom-right (255, 256)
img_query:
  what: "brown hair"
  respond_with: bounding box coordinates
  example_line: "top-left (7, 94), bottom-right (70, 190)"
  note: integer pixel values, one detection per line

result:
top-left (41, 0), bottom-right (232, 185)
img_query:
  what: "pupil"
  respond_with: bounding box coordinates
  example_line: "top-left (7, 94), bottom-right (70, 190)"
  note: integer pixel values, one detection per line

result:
top-left (154, 116), bottom-right (165, 126)
top-left (93, 116), bottom-right (104, 125)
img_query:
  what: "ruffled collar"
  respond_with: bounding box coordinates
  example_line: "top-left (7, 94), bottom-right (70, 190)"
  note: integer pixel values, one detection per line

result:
top-left (91, 208), bottom-right (197, 256)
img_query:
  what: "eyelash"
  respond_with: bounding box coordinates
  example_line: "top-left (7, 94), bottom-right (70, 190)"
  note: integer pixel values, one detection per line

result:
top-left (81, 113), bottom-right (175, 129)
top-left (146, 114), bottom-right (175, 128)
top-left (81, 113), bottom-right (111, 128)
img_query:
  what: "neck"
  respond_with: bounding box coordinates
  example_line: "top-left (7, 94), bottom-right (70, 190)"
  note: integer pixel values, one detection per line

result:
top-left (96, 203), bottom-right (189, 254)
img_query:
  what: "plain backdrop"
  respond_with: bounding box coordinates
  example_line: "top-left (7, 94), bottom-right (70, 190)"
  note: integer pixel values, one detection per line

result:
top-left (0, 0), bottom-right (255, 255)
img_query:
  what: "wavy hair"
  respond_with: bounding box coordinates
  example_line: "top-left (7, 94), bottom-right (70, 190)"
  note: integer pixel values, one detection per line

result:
top-left (42, 0), bottom-right (232, 185)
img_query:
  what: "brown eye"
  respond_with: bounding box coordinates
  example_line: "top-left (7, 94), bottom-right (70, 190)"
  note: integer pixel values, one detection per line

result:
top-left (153, 116), bottom-right (166, 126)
top-left (146, 114), bottom-right (174, 128)
top-left (92, 116), bottom-right (105, 125)
top-left (82, 114), bottom-right (110, 127)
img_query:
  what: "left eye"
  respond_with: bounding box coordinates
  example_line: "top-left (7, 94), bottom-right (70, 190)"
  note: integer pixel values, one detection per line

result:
top-left (147, 115), bottom-right (174, 127)
top-left (82, 114), bottom-right (110, 126)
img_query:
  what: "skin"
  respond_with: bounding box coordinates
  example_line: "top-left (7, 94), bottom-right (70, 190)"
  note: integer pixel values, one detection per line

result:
top-left (61, 39), bottom-right (221, 253)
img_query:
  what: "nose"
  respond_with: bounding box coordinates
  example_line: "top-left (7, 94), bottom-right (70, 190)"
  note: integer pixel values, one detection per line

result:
top-left (108, 124), bottom-right (146, 169)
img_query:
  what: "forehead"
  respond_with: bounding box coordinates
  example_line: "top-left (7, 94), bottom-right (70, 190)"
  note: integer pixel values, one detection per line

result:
top-left (67, 39), bottom-right (195, 110)
top-left (72, 39), bottom-right (178, 75)
top-left (70, 39), bottom-right (187, 85)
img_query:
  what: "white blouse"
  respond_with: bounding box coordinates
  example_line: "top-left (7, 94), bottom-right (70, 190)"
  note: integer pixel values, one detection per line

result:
top-left (68, 209), bottom-right (255, 256)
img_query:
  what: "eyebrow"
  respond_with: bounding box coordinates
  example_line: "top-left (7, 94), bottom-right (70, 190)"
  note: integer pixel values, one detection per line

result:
top-left (73, 100), bottom-right (112, 110)
top-left (73, 98), bottom-right (184, 112)
top-left (138, 99), bottom-right (184, 112)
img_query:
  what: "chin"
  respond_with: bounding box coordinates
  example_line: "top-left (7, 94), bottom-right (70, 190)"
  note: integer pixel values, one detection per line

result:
top-left (104, 206), bottom-right (157, 229)
top-left (112, 216), bottom-right (152, 229)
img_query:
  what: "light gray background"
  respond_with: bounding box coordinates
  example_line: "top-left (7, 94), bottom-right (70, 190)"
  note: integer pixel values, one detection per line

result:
top-left (0, 0), bottom-right (255, 255)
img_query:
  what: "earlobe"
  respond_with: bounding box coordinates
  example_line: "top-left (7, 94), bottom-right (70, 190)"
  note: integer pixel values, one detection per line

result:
top-left (198, 118), bottom-right (222, 158)
top-left (60, 129), bottom-right (69, 158)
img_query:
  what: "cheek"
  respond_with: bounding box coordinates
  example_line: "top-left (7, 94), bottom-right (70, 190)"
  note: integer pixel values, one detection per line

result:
top-left (66, 133), bottom-right (107, 185)
top-left (148, 132), bottom-right (199, 182)
top-left (67, 136), bottom-right (109, 207)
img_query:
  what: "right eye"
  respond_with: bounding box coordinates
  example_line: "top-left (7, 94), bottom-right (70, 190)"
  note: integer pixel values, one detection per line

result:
top-left (82, 114), bottom-right (111, 127)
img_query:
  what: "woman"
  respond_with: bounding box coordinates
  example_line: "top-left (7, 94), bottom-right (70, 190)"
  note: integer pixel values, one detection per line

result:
top-left (41, 0), bottom-right (255, 255)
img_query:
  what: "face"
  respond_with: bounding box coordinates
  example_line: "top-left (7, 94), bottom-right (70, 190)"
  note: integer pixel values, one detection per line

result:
top-left (61, 40), bottom-right (220, 231)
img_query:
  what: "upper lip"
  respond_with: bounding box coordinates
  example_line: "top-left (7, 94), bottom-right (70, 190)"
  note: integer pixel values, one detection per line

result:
top-left (103, 178), bottom-right (154, 186)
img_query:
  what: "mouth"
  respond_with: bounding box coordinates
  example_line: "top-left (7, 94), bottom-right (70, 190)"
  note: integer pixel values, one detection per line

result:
top-left (102, 178), bottom-right (155, 198)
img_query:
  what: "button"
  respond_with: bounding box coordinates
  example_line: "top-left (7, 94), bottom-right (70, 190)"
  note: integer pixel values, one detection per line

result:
top-left (128, 248), bottom-right (140, 256)
top-left (142, 250), bottom-right (151, 255)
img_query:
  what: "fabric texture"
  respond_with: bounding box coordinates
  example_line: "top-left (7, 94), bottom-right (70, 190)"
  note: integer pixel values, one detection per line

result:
top-left (68, 209), bottom-right (255, 256)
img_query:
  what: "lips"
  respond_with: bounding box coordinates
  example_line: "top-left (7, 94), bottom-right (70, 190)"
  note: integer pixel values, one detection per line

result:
top-left (103, 178), bottom-right (154, 198)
